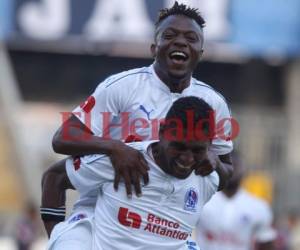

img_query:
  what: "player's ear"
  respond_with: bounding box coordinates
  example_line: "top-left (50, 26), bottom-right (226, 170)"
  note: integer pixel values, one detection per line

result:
top-left (150, 43), bottom-right (157, 58)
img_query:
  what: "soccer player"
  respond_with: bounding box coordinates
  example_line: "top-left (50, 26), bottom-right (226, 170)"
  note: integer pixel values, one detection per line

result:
top-left (41, 1), bottom-right (234, 249)
top-left (195, 153), bottom-right (276, 250)
top-left (43, 97), bottom-right (233, 250)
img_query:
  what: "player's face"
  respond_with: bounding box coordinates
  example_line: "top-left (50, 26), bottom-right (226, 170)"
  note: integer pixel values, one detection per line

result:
top-left (151, 15), bottom-right (204, 80)
top-left (159, 136), bottom-right (210, 179)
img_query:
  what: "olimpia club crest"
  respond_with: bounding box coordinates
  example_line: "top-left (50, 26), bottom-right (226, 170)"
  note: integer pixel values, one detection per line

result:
top-left (184, 188), bottom-right (198, 212)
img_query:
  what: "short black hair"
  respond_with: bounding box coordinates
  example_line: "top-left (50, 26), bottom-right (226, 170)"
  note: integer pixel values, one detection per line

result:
top-left (156, 1), bottom-right (205, 29)
top-left (161, 96), bottom-right (215, 139)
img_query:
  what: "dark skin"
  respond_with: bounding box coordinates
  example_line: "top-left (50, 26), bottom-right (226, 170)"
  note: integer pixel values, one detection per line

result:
top-left (42, 136), bottom-right (231, 237)
top-left (151, 15), bottom-right (232, 184)
top-left (221, 158), bottom-right (274, 250)
top-left (153, 128), bottom-right (232, 190)
top-left (41, 159), bottom-right (74, 237)
top-left (42, 156), bottom-right (231, 237)
top-left (52, 14), bottom-right (231, 193)
top-left (151, 15), bottom-right (204, 93)
top-left (52, 117), bottom-right (149, 197)
top-left (48, 14), bottom-right (233, 232)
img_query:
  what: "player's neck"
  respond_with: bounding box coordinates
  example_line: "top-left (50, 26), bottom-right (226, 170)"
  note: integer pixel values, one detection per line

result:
top-left (222, 188), bottom-right (239, 198)
top-left (153, 64), bottom-right (191, 93)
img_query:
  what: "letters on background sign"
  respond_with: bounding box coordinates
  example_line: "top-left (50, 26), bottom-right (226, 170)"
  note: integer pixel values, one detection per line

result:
top-left (17, 0), bottom-right (230, 41)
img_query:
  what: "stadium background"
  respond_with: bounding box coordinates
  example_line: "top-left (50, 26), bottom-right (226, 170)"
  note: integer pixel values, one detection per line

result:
top-left (0, 0), bottom-right (300, 249)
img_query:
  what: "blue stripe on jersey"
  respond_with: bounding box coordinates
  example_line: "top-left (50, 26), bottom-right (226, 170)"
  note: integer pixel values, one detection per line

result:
top-left (193, 81), bottom-right (226, 102)
top-left (105, 71), bottom-right (152, 88)
top-left (82, 154), bottom-right (108, 164)
top-left (193, 80), bottom-right (232, 116)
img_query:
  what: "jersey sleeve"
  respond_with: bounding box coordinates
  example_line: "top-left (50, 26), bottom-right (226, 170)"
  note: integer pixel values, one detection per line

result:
top-left (201, 171), bottom-right (220, 205)
top-left (66, 154), bottom-right (114, 196)
top-left (72, 78), bottom-right (127, 137)
top-left (210, 97), bottom-right (234, 155)
top-left (254, 202), bottom-right (277, 242)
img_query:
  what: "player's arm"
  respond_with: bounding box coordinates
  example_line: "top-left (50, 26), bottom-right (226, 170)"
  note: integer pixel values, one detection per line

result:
top-left (52, 83), bottom-right (134, 157)
top-left (41, 159), bottom-right (74, 237)
top-left (194, 91), bottom-right (234, 186)
top-left (52, 114), bottom-right (127, 156)
top-left (52, 84), bottom-right (149, 196)
top-left (212, 95), bottom-right (234, 190)
top-left (216, 153), bottom-right (233, 190)
top-left (255, 241), bottom-right (275, 250)
top-left (52, 115), bottom-right (148, 196)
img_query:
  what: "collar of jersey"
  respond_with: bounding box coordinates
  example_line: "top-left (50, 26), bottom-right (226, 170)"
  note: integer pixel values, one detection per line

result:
top-left (150, 64), bottom-right (193, 94)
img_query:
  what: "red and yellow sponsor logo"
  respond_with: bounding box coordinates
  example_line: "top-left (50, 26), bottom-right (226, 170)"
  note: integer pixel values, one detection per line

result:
top-left (118, 207), bottom-right (189, 240)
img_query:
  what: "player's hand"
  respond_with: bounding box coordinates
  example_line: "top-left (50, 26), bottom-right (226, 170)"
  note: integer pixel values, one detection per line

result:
top-left (109, 141), bottom-right (149, 198)
top-left (194, 151), bottom-right (219, 176)
top-left (44, 221), bottom-right (59, 238)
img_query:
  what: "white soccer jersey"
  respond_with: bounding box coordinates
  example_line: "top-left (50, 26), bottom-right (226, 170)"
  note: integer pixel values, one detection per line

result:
top-left (73, 64), bottom-right (233, 155)
top-left (66, 141), bottom-right (219, 250)
top-left (195, 190), bottom-right (276, 250)
top-left (70, 64), bottom-right (233, 218)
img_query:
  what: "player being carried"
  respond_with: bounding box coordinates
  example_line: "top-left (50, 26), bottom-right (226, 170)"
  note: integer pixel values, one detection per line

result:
top-left (41, 2), bottom-right (236, 249)
top-left (43, 96), bottom-right (233, 250)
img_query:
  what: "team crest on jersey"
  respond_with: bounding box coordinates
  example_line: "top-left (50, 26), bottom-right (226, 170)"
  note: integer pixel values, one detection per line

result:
top-left (69, 213), bottom-right (87, 223)
top-left (184, 188), bottom-right (198, 212)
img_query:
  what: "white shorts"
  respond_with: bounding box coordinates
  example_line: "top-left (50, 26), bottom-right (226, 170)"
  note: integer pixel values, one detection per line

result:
top-left (48, 211), bottom-right (94, 250)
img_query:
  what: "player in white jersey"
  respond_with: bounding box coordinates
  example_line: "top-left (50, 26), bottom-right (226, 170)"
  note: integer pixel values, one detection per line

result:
top-left (41, 2), bottom-right (235, 249)
top-left (195, 153), bottom-right (276, 250)
top-left (43, 97), bottom-right (233, 250)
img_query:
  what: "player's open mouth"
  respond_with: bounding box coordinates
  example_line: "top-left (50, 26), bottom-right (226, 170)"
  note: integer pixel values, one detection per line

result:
top-left (175, 160), bottom-right (193, 170)
top-left (169, 51), bottom-right (188, 64)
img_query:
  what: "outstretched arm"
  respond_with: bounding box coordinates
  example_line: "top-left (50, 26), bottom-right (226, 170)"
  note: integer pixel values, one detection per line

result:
top-left (41, 159), bottom-right (74, 237)
top-left (52, 114), bottom-right (149, 197)
top-left (52, 114), bottom-right (121, 156)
